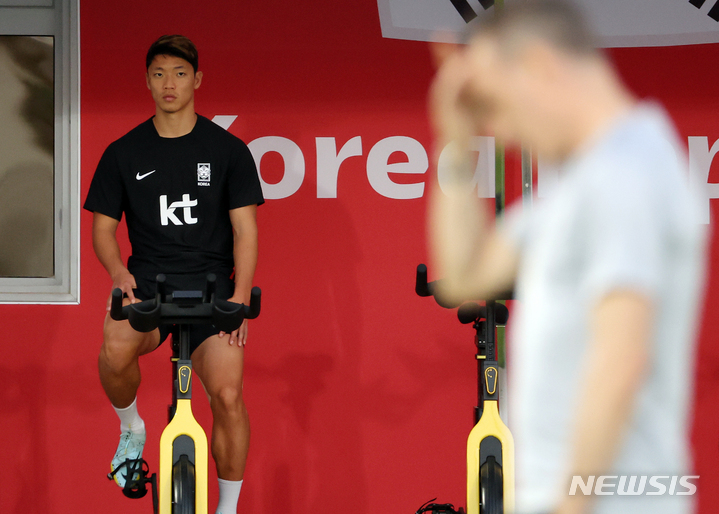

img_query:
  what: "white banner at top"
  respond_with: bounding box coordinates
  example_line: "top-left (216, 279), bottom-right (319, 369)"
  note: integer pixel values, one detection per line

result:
top-left (377, 0), bottom-right (719, 47)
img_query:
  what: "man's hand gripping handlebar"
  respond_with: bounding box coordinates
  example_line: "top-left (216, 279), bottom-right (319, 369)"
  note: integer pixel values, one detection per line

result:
top-left (110, 273), bottom-right (261, 333)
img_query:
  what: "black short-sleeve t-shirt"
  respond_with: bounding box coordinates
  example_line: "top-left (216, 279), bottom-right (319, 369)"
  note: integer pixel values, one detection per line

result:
top-left (84, 115), bottom-right (264, 278)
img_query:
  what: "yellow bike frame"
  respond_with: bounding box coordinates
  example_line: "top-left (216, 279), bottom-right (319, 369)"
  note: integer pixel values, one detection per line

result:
top-left (466, 363), bottom-right (514, 514)
top-left (158, 357), bottom-right (208, 513)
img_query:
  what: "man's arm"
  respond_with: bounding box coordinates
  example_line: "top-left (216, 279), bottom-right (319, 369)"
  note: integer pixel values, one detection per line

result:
top-left (92, 211), bottom-right (138, 307)
top-left (429, 181), bottom-right (519, 303)
top-left (555, 290), bottom-right (652, 514)
top-left (221, 204), bottom-right (258, 346)
top-left (428, 47), bottom-right (519, 303)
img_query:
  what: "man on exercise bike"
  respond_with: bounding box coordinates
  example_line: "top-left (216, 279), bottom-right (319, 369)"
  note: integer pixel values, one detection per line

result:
top-left (84, 35), bottom-right (264, 514)
top-left (428, 2), bottom-right (706, 514)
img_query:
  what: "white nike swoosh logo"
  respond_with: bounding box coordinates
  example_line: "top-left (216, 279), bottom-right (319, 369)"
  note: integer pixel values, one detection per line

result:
top-left (136, 170), bottom-right (157, 180)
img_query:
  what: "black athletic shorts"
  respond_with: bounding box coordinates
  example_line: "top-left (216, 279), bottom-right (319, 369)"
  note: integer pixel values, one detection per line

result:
top-left (132, 272), bottom-right (235, 355)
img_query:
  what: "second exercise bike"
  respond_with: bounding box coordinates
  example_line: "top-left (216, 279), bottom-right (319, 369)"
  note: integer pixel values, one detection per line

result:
top-left (415, 264), bottom-right (514, 514)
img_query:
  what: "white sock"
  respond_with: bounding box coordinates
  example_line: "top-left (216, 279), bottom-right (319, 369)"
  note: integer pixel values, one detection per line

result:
top-left (216, 478), bottom-right (243, 514)
top-left (113, 397), bottom-right (146, 435)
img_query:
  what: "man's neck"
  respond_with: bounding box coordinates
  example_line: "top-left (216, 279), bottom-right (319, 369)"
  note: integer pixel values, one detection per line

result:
top-left (153, 108), bottom-right (198, 138)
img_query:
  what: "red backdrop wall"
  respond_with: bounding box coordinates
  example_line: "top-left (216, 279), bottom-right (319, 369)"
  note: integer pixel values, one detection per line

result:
top-left (1, 1), bottom-right (719, 513)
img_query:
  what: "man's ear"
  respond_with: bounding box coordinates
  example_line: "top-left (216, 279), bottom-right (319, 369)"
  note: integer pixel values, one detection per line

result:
top-left (194, 70), bottom-right (203, 90)
top-left (146, 72), bottom-right (151, 90)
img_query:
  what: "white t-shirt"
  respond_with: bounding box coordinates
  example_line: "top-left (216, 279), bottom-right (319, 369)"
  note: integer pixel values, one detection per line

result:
top-left (503, 103), bottom-right (707, 514)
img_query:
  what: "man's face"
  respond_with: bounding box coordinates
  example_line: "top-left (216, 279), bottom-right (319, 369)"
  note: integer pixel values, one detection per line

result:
top-left (146, 54), bottom-right (202, 114)
top-left (462, 35), bottom-right (570, 160)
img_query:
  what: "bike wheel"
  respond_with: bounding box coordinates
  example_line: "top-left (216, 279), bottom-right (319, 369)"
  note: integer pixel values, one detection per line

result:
top-left (480, 456), bottom-right (503, 514)
top-left (172, 455), bottom-right (195, 514)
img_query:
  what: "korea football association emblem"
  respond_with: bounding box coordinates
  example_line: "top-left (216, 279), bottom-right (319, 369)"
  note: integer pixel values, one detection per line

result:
top-left (197, 163), bottom-right (211, 186)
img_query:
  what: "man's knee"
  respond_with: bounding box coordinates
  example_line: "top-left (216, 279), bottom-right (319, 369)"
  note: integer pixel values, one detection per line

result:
top-left (210, 385), bottom-right (246, 417)
top-left (100, 323), bottom-right (145, 373)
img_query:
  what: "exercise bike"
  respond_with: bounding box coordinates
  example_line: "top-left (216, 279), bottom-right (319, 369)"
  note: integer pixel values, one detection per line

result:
top-left (108, 273), bottom-right (261, 514)
top-left (415, 264), bottom-right (514, 514)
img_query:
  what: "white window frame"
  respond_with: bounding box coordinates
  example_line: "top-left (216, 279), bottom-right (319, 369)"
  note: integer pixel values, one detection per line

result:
top-left (0, 0), bottom-right (80, 303)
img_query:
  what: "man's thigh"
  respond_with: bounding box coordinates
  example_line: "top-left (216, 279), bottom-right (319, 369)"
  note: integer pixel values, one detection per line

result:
top-left (191, 335), bottom-right (245, 395)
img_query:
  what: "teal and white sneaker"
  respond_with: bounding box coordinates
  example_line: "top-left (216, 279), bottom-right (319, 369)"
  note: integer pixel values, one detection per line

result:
top-left (109, 430), bottom-right (146, 488)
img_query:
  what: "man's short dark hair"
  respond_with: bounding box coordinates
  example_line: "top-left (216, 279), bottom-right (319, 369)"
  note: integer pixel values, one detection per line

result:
top-left (467, 0), bottom-right (598, 56)
top-left (146, 35), bottom-right (199, 73)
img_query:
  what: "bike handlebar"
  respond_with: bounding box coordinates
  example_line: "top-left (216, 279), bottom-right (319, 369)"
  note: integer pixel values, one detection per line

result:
top-left (415, 264), bottom-right (461, 308)
top-left (415, 263), bottom-right (432, 298)
top-left (457, 301), bottom-right (509, 325)
top-left (415, 263), bottom-right (511, 324)
top-left (110, 274), bottom-right (261, 334)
